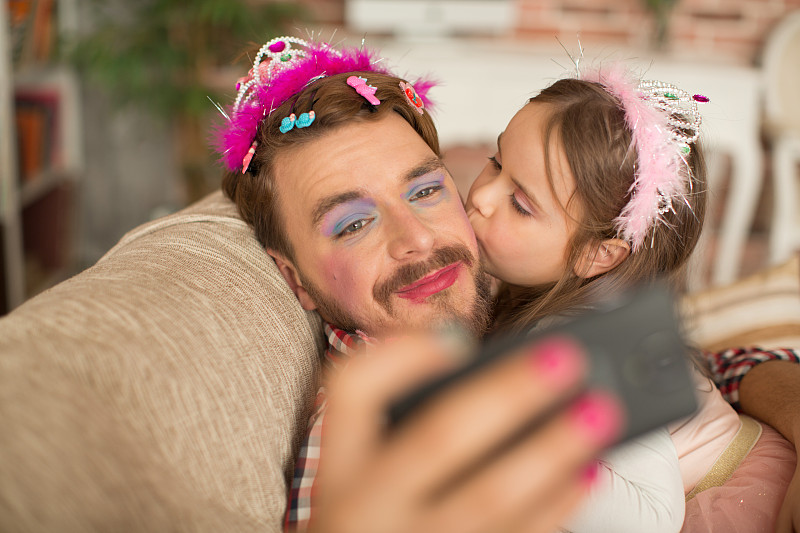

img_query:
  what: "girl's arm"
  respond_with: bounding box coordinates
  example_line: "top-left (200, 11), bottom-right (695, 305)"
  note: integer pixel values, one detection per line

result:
top-left (560, 427), bottom-right (684, 533)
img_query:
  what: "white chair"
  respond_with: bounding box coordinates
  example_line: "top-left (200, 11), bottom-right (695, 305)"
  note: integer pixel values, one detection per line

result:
top-left (762, 10), bottom-right (800, 264)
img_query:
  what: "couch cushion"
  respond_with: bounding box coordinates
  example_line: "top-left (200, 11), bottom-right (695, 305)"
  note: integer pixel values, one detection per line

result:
top-left (682, 254), bottom-right (800, 351)
top-left (0, 191), bottom-right (324, 531)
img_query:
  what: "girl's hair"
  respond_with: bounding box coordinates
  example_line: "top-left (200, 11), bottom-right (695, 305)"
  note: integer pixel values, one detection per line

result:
top-left (492, 78), bottom-right (707, 333)
top-left (222, 71), bottom-right (440, 262)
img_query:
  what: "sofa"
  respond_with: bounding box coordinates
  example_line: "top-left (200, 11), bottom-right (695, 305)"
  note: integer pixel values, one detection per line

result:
top-left (1, 190), bottom-right (798, 531)
top-left (0, 191), bottom-right (324, 531)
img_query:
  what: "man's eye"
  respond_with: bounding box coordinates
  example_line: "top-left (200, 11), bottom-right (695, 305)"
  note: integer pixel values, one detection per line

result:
top-left (410, 185), bottom-right (443, 201)
top-left (336, 218), bottom-right (371, 238)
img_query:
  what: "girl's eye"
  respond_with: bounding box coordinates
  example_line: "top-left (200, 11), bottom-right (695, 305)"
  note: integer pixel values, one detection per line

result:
top-left (510, 193), bottom-right (533, 217)
top-left (410, 185), bottom-right (443, 201)
top-left (488, 156), bottom-right (502, 171)
top-left (336, 218), bottom-right (372, 238)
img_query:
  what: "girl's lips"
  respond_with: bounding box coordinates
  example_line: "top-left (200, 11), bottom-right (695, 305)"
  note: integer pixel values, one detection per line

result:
top-left (396, 263), bottom-right (462, 302)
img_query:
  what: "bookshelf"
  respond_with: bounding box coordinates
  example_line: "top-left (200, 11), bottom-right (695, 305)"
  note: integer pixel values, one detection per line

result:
top-left (1, 0), bottom-right (82, 313)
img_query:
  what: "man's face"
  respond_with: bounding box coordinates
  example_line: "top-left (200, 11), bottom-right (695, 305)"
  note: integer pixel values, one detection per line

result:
top-left (270, 113), bottom-right (490, 338)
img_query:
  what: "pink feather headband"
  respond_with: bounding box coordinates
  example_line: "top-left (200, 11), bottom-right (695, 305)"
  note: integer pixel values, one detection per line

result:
top-left (213, 36), bottom-right (436, 173)
top-left (581, 64), bottom-right (707, 251)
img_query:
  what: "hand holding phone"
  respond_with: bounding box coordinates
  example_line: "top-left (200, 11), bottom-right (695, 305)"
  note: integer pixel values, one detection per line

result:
top-left (318, 324), bottom-right (622, 533)
top-left (387, 282), bottom-right (698, 446)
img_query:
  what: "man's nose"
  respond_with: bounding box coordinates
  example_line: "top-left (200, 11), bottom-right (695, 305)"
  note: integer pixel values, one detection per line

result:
top-left (385, 207), bottom-right (436, 260)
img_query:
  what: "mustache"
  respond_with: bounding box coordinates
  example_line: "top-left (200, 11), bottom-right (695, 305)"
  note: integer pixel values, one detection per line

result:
top-left (373, 244), bottom-right (475, 307)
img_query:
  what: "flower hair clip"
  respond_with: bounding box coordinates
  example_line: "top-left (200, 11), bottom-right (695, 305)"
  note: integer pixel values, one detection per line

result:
top-left (213, 35), bottom-right (437, 174)
top-left (400, 81), bottom-right (425, 114)
top-left (581, 65), bottom-right (709, 251)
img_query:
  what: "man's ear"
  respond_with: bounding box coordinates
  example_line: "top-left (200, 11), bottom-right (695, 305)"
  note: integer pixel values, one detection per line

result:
top-left (573, 238), bottom-right (630, 279)
top-left (266, 249), bottom-right (318, 311)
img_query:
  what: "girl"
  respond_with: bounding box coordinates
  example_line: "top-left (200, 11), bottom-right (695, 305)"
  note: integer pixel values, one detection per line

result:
top-left (465, 65), bottom-right (796, 532)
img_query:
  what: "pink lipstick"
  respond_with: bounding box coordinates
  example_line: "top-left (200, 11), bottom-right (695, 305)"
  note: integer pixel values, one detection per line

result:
top-left (396, 263), bottom-right (462, 302)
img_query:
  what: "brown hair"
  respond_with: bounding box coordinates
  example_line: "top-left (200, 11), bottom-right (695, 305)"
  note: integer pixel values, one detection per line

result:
top-left (493, 78), bottom-right (707, 333)
top-left (222, 71), bottom-right (440, 261)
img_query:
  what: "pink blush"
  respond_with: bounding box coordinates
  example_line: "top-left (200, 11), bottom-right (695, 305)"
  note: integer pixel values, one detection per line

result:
top-left (320, 255), bottom-right (360, 300)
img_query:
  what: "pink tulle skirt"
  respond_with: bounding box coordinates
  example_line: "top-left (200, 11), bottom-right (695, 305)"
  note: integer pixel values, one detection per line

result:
top-left (681, 423), bottom-right (796, 532)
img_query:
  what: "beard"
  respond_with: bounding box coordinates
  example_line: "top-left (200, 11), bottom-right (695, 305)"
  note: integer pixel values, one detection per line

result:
top-left (297, 244), bottom-right (493, 339)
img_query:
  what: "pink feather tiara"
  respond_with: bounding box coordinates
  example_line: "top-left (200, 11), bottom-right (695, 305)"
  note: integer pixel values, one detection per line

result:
top-left (581, 64), bottom-right (707, 251)
top-left (213, 36), bottom-right (436, 173)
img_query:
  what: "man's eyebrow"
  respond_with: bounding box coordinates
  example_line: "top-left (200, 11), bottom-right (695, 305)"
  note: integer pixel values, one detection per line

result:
top-left (311, 190), bottom-right (364, 228)
top-left (311, 157), bottom-right (445, 228)
top-left (401, 156), bottom-right (446, 184)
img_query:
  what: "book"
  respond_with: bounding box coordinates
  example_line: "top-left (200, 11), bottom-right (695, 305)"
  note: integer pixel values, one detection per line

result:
top-left (7, 0), bottom-right (56, 66)
top-left (14, 88), bottom-right (60, 182)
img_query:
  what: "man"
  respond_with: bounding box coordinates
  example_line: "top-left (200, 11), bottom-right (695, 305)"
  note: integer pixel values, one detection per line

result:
top-left (216, 37), bottom-right (800, 532)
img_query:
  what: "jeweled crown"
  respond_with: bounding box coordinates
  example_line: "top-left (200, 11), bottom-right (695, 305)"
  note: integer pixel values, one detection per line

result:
top-left (637, 80), bottom-right (707, 154)
top-left (213, 36), bottom-right (435, 174)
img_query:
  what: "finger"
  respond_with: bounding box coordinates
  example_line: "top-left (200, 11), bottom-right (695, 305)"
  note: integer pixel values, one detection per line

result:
top-left (378, 336), bottom-right (588, 495)
top-left (419, 390), bottom-right (624, 533)
top-left (322, 335), bottom-right (463, 490)
top-left (318, 336), bottom-right (473, 533)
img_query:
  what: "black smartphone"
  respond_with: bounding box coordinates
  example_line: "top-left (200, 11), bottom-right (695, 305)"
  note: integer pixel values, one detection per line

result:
top-left (386, 282), bottom-right (698, 446)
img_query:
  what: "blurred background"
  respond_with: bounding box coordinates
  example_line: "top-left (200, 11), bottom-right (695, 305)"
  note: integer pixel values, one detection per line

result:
top-left (1, 0), bottom-right (799, 313)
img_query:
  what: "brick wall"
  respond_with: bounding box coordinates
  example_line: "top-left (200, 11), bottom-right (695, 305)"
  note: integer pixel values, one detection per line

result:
top-left (294, 0), bottom-right (346, 26)
top-left (516, 0), bottom-right (800, 64)
top-left (297, 0), bottom-right (798, 65)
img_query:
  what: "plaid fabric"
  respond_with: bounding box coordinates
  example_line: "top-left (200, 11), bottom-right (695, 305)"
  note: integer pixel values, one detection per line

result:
top-left (284, 335), bottom-right (800, 531)
top-left (702, 346), bottom-right (800, 412)
top-left (284, 324), bottom-right (372, 532)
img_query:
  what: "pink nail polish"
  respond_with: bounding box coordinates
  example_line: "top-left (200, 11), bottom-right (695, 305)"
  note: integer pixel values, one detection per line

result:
top-left (568, 391), bottom-right (624, 447)
top-left (529, 336), bottom-right (585, 388)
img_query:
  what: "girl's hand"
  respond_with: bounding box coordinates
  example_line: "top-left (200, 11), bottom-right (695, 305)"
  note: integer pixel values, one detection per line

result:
top-left (311, 333), bottom-right (624, 533)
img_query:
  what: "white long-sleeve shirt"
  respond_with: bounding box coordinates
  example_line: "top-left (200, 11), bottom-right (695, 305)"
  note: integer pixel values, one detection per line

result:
top-left (561, 428), bottom-right (685, 533)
